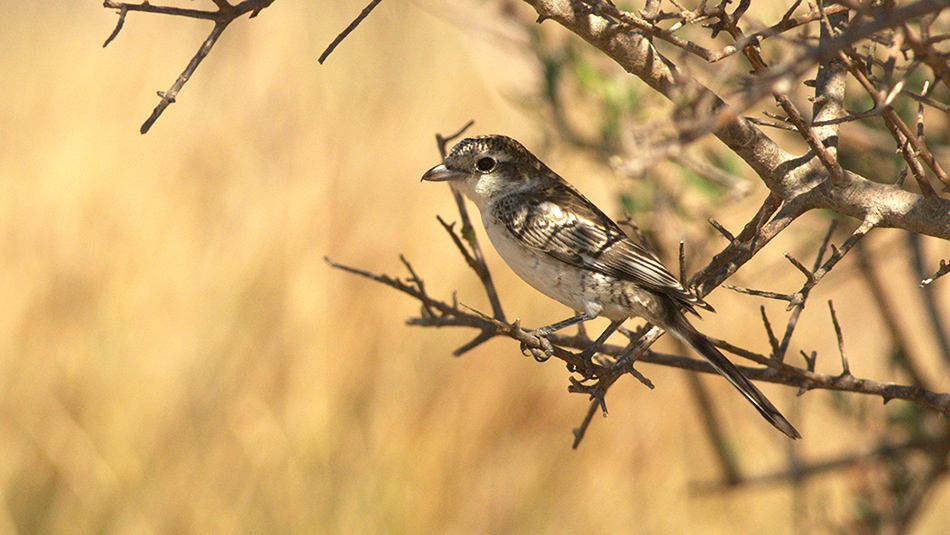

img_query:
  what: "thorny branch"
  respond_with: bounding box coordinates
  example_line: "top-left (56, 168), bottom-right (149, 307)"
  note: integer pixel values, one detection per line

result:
top-left (102, 0), bottom-right (275, 133)
top-left (99, 0), bottom-right (950, 530)
top-left (325, 241), bottom-right (950, 410)
top-left (103, 0), bottom-right (392, 131)
top-left (328, 167), bottom-right (950, 437)
top-left (499, 2), bottom-right (950, 528)
top-left (526, 0), bottom-right (950, 240)
top-left (317, 0), bottom-right (950, 526)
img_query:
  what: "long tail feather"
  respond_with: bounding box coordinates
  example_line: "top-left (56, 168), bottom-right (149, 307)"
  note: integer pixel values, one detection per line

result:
top-left (668, 316), bottom-right (801, 439)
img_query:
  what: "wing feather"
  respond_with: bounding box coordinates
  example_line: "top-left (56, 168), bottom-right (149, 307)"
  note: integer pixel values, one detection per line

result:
top-left (493, 177), bottom-right (711, 313)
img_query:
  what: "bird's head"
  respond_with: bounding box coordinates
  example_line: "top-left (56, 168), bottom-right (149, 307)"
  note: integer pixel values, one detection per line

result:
top-left (421, 135), bottom-right (549, 209)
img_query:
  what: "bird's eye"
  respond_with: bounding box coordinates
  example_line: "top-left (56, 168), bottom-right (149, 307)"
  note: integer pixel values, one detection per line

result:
top-left (475, 157), bottom-right (496, 173)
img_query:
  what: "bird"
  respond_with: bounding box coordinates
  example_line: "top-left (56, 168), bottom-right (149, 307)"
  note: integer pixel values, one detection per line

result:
top-left (421, 134), bottom-right (800, 439)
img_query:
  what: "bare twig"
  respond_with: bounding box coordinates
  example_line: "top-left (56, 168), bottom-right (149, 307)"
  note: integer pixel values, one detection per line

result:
top-left (102, 0), bottom-right (276, 133)
top-left (436, 121), bottom-right (476, 158)
top-left (140, 20), bottom-right (230, 134)
top-left (678, 241), bottom-right (687, 284)
top-left (723, 284), bottom-right (795, 302)
top-left (102, 4), bottom-right (127, 47)
top-left (318, 0), bottom-right (384, 64)
top-left (436, 216), bottom-right (479, 273)
top-left (707, 219), bottom-right (736, 243)
top-left (828, 300), bottom-right (851, 375)
top-left (786, 218), bottom-right (877, 310)
top-left (103, 0), bottom-right (223, 21)
top-left (432, 122), bottom-right (506, 324)
top-left (617, 216), bottom-right (656, 256)
top-left (746, 116), bottom-right (797, 131)
top-left (809, 107), bottom-right (882, 126)
top-left (691, 194), bottom-right (791, 298)
top-left (903, 22), bottom-right (950, 92)
top-left (902, 88), bottom-right (950, 115)
top-left (328, 250), bottom-right (950, 411)
top-left (920, 259), bottom-right (950, 287)
top-left (760, 306), bottom-right (782, 358)
top-left (775, 219), bottom-right (840, 362)
top-left (840, 50), bottom-right (950, 194)
top-left (570, 394), bottom-right (603, 449)
top-left (785, 252), bottom-right (816, 282)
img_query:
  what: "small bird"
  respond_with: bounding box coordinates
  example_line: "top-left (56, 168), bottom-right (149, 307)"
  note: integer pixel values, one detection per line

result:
top-left (422, 134), bottom-right (800, 439)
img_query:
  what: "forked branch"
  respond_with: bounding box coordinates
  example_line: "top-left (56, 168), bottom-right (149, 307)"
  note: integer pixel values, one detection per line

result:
top-left (103, 0), bottom-right (276, 133)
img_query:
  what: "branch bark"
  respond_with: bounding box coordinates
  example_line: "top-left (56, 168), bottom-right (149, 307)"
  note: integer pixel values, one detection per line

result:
top-left (103, 0), bottom-right (276, 133)
top-left (523, 0), bottom-right (950, 239)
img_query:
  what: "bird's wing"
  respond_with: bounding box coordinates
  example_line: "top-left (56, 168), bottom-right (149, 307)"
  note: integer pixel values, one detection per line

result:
top-left (494, 179), bottom-right (711, 313)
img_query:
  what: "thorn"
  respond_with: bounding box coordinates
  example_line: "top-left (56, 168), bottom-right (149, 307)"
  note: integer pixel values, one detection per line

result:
top-left (785, 252), bottom-right (815, 281)
top-left (708, 218), bottom-right (736, 242)
top-left (828, 300), bottom-right (850, 376)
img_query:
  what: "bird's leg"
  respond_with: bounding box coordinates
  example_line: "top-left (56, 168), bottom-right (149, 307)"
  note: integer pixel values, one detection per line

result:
top-left (576, 321), bottom-right (587, 338)
top-left (533, 312), bottom-right (596, 337)
top-left (524, 311), bottom-right (596, 362)
top-left (576, 319), bottom-right (624, 380)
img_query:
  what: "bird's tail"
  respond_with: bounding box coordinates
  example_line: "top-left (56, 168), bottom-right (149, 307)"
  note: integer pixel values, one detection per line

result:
top-left (667, 315), bottom-right (801, 439)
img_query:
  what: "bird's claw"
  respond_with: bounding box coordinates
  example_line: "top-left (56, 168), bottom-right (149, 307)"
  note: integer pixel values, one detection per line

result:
top-left (521, 331), bottom-right (554, 362)
top-left (575, 346), bottom-right (599, 381)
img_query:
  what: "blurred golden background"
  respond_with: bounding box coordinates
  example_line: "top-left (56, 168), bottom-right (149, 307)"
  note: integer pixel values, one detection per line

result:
top-left (1, 1), bottom-right (948, 533)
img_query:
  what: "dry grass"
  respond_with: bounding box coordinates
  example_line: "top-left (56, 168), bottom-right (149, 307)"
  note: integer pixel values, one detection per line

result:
top-left (0, 2), bottom-right (947, 534)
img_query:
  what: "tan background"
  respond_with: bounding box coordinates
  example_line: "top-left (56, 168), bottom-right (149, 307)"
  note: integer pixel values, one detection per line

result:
top-left (1, 1), bottom-right (948, 533)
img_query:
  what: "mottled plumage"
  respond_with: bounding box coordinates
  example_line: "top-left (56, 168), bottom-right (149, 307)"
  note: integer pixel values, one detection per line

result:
top-left (423, 135), bottom-right (799, 439)
top-left (491, 179), bottom-right (711, 315)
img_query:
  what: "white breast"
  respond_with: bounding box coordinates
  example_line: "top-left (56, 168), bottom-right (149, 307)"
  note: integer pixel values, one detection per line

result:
top-left (481, 212), bottom-right (599, 316)
top-left (479, 209), bottom-right (662, 324)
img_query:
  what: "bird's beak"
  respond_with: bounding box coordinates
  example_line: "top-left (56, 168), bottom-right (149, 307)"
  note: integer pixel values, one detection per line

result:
top-left (421, 164), bottom-right (466, 182)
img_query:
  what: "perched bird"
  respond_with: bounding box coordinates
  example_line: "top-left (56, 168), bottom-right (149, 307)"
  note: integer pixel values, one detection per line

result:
top-left (422, 134), bottom-right (800, 439)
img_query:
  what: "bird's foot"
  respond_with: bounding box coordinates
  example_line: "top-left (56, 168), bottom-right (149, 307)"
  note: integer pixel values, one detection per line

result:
top-left (521, 328), bottom-right (554, 362)
top-left (574, 344), bottom-right (600, 382)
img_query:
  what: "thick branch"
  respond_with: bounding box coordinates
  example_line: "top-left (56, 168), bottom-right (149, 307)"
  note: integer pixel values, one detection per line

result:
top-left (523, 0), bottom-right (950, 239)
top-left (811, 2), bottom-right (849, 157)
